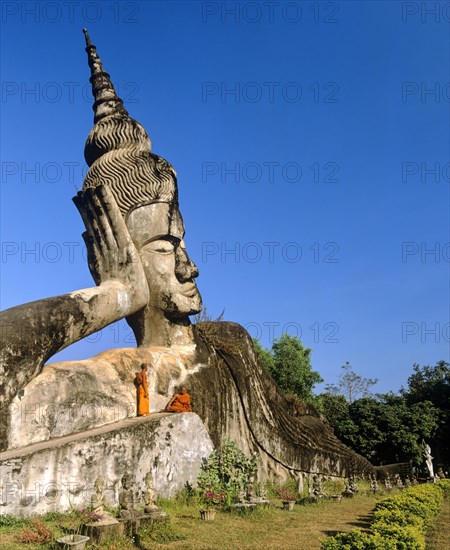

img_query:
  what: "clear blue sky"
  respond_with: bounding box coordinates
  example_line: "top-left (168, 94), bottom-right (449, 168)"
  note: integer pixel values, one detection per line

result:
top-left (1, 1), bottom-right (449, 394)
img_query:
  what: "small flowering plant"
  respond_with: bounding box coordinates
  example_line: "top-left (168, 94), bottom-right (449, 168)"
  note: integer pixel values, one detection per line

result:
top-left (199, 486), bottom-right (225, 510)
top-left (278, 486), bottom-right (298, 502)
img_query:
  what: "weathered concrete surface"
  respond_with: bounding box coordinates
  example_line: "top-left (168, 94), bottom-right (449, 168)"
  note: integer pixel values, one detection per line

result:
top-left (186, 322), bottom-right (374, 486)
top-left (0, 413), bottom-right (213, 516)
top-left (7, 322), bottom-right (374, 494)
top-left (7, 345), bottom-right (200, 449)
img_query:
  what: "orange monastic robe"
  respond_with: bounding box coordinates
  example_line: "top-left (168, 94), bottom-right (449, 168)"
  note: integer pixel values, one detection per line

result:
top-left (135, 371), bottom-right (150, 416)
top-left (167, 393), bottom-right (192, 413)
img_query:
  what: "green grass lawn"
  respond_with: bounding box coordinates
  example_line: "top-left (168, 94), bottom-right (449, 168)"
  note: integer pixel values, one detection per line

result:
top-left (426, 495), bottom-right (450, 550)
top-left (1, 491), bottom-right (448, 550)
top-left (157, 496), bottom-right (377, 550)
top-left (0, 496), bottom-right (377, 550)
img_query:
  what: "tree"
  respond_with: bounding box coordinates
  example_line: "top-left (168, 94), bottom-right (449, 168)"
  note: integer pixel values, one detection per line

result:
top-left (348, 394), bottom-right (439, 464)
top-left (316, 392), bottom-right (358, 443)
top-left (403, 361), bottom-right (450, 407)
top-left (254, 334), bottom-right (323, 402)
top-left (318, 361), bottom-right (445, 465)
top-left (325, 362), bottom-right (378, 404)
top-left (319, 389), bottom-right (440, 465)
top-left (402, 361), bottom-right (450, 468)
top-left (252, 338), bottom-right (274, 373)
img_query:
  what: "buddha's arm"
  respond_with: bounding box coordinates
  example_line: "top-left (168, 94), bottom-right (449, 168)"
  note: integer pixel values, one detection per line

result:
top-left (0, 280), bottom-right (138, 408)
top-left (0, 185), bottom-right (149, 409)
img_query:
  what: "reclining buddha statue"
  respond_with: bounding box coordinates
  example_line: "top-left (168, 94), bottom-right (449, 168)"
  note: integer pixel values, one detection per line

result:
top-left (0, 31), bottom-right (373, 489)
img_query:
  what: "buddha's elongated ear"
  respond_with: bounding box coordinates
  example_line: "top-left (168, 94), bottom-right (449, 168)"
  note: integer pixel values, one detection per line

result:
top-left (73, 191), bottom-right (101, 285)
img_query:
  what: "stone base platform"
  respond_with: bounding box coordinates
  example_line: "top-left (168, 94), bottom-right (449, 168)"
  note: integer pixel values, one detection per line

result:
top-left (82, 517), bottom-right (124, 545)
top-left (0, 413), bottom-right (213, 516)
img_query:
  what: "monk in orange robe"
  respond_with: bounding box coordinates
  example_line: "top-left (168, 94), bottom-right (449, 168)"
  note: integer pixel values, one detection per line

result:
top-left (135, 363), bottom-right (150, 416)
top-left (163, 386), bottom-right (192, 413)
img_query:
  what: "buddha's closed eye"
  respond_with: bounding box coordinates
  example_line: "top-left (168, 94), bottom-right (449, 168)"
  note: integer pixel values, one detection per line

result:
top-left (144, 239), bottom-right (176, 254)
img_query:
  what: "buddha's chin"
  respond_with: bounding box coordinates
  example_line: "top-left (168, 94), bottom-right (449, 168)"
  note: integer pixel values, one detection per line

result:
top-left (163, 292), bottom-right (202, 319)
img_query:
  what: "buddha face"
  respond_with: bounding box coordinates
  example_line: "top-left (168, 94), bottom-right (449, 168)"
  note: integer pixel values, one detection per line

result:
top-left (126, 201), bottom-right (202, 317)
top-left (94, 477), bottom-right (105, 493)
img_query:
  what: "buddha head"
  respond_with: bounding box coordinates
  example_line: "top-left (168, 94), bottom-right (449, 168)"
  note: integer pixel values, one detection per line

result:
top-left (94, 476), bottom-right (105, 494)
top-left (79, 30), bottom-right (202, 346)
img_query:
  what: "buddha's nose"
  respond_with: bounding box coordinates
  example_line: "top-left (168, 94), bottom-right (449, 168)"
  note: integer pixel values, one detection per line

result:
top-left (175, 246), bottom-right (199, 282)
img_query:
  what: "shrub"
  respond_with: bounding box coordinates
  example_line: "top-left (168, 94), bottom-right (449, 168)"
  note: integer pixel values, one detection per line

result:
top-left (321, 530), bottom-right (396, 550)
top-left (0, 514), bottom-right (28, 528)
top-left (278, 485), bottom-right (298, 501)
top-left (321, 481), bottom-right (447, 549)
top-left (40, 510), bottom-right (66, 522)
top-left (170, 485), bottom-right (197, 507)
top-left (436, 478), bottom-right (450, 497)
top-left (17, 517), bottom-right (52, 544)
top-left (374, 485), bottom-right (443, 527)
top-left (199, 487), bottom-right (226, 510)
top-left (323, 479), bottom-right (345, 495)
top-left (197, 437), bottom-right (258, 507)
top-left (372, 507), bottom-right (424, 530)
top-left (372, 523), bottom-right (425, 550)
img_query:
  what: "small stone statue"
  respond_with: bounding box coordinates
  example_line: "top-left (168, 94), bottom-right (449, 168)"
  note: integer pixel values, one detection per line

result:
top-left (312, 474), bottom-right (324, 498)
top-left (119, 474), bottom-right (137, 519)
top-left (143, 472), bottom-right (159, 513)
top-left (238, 487), bottom-right (248, 504)
top-left (404, 475), bottom-right (411, 487)
top-left (343, 482), bottom-right (353, 497)
top-left (240, 477), bottom-right (270, 507)
top-left (384, 474), bottom-right (392, 490)
top-left (370, 474), bottom-right (379, 492)
top-left (343, 475), bottom-right (357, 497)
top-left (422, 440), bottom-right (434, 479)
top-left (90, 476), bottom-right (106, 515)
top-left (247, 475), bottom-right (258, 503)
top-left (411, 474), bottom-right (418, 485)
top-left (394, 473), bottom-right (403, 489)
top-left (349, 475), bottom-right (358, 493)
top-left (259, 484), bottom-right (268, 501)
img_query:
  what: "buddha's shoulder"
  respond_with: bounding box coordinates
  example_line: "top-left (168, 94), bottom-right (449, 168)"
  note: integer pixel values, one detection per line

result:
top-left (193, 321), bottom-right (253, 355)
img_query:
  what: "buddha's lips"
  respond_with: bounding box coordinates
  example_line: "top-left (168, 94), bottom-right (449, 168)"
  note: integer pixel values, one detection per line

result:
top-left (180, 284), bottom-right (198, 297)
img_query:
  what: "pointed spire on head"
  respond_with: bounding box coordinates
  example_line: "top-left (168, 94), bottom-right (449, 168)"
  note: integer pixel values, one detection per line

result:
top-left (82, 28), bottom-right (92, 47)
top-left (81, 30), bottom-right (172, 215)
top-left (82, 28), bottom-right (128, 123)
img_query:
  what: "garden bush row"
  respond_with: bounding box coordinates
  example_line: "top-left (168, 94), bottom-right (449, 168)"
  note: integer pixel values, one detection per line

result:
top-left (321, 479), bottom-right (450, 550)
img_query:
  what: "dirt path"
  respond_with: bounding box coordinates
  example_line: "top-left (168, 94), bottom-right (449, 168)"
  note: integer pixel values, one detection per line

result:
top-left (426, 497), bottom-right (450, 550)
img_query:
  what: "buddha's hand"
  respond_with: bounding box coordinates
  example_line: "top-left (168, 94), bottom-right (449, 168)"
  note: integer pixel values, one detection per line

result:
top-left (73, 185), bottom-right (149, 313)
